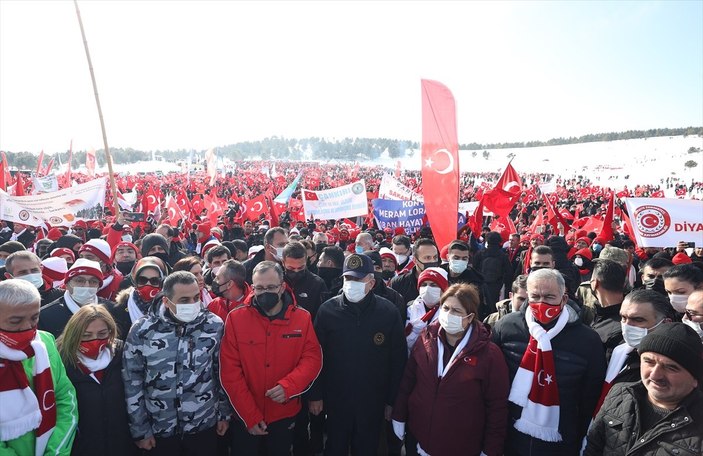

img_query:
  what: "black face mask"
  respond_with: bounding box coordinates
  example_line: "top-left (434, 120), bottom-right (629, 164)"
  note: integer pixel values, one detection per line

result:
top-left (211, 280), bottom-right (227, 298)
top-left (255, 292), bottom-right (280, 313)
top-left (417, 259), bottom-right (440, 271)
top-left (151, 252), bottom-right (171, 267)
top-left (317, 267), bottom-right (342, 284)
top-left (381, 270), bottom-right (395, 280)
top-left (286, 269), bottom-right (306, 283)
top-left (315, 243), bottom-right (327, 255)
top-left (116, 261), bottom-right (135, 276)
top-left (529, 266), bottom-right (548, 273)
top-left (644, 276), bottom-right (667, 296)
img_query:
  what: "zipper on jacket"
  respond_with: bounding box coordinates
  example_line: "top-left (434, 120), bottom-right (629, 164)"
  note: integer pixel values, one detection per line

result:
top-left (175, 324), bottom-right (184, 433)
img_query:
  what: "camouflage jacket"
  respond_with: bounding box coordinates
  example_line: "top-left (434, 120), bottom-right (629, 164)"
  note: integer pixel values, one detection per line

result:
top-left (122, 304), bottom-right (231, 440)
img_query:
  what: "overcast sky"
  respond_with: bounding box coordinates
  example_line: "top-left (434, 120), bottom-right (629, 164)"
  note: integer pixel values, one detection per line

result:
top-left (1, 0), bottom-right (701, 153)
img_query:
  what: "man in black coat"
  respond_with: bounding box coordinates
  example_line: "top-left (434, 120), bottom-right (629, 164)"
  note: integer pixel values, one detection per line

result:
top-left (242, 227), bottom-right (288, 283)
top-left (4, 251), bottom-right (64, 307)
top-left (492, 268), bottom-right (606, 456)
top-left (309, 254), bottom-right (406, 455)
top-left (39, 259), bottom-right (131, 339)
top-left (365, 250), bottom-right (406, 323)
top-left (389, 238), bottom-right (440, 305)
top-left (442, 240), bottom-right (490, 319)
top-left (472, 232), bottom-right (513, 312)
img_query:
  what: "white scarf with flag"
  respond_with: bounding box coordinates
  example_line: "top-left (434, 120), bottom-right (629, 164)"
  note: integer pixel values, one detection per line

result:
top-left (0, 333), bottom-right (56, 455)
top-left (509, 306), bottom-right (569, 442)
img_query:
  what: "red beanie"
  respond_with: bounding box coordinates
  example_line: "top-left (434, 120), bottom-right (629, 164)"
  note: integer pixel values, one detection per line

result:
top-left (672, 252), bottom-right (693, 265)
top-left (575, 247), bottom-right (593, 261)
top-left (41, 257), bottom-right (68, 282)
top-left (111, 241), bottom-right (141, 262)
top-left (379, 247), bottom-right (397, 265)
top-left (51, 248), bottom-right (76, 263)
top-left (417, 267), bottom-right (449, 291)
top-left (65, 258), bottom-right (103, 286)
top-left (47, 228), bottom-right (63, 241)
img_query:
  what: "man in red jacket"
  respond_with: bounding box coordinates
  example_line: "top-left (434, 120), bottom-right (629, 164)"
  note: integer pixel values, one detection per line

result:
top-left (219, 261), bottom-right (322, 456)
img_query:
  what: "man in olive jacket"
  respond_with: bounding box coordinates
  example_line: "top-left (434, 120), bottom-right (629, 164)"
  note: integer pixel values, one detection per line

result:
top-left (585, 323), bottom-right (703, 455)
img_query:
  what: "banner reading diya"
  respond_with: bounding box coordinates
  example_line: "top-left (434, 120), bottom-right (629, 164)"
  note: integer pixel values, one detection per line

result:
top-left (624, 198), bottom-right (703, 247)
top-left (0, 177), bottom-right (107, 226)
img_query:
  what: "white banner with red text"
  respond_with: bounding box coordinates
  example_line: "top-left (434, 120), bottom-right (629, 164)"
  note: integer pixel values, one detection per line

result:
top-left (302, 180), bottom-right (368, 220)
top-left (624, 198), bottom-right (703, 247)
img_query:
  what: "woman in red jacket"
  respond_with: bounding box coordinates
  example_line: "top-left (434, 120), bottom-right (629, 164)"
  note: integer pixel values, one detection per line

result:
top-left (392, 283), bottom-right (510, 456)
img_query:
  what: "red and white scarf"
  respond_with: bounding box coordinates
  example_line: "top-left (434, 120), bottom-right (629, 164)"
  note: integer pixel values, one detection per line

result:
top-left (593, 343), bottom-right (635, 418)
top-left (509, 306), bottom-right (569, 442)
top-left (77, 345), bottom-right (113, 384)
top-left (0, 333), bottom-right (56, 455)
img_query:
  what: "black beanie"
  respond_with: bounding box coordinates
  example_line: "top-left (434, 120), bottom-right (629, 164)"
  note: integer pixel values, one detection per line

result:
top-left (140, 234), bottom-right (170, 258)
top-left (638, 322), bottom-right (703, 380)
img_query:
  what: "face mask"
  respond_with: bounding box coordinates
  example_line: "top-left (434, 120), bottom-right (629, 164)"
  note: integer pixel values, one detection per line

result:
top-left (275, 247), bottom-right (284, 261)
top-left (121, 234), bottom-right (133, 243)
top-left (343, 280), bottom-right (368, 303)
top-left (683, 318), bottom-right (703, 338)
top-left (0, 259), bottom-right (5, 267)
top-left (173, 301), bottom-right (202, 323)
top-left (448, 259), bottom-right (468, 274)
top-left (78, 338), bottom-right (108, 359)
top-left (529, 301), bottom-right (562, 325)
top-left (72, 287), bottom-right (98, 305)
top-left (136, 285), bottom-right (161, 302)
top-left (0, 327), bottom-right (36, 351)
top-left (18, 272), bottom-right (44, 289)
top-left (574, 257), bottom-right (584, 267)
top-left (151, 252), bottom-right (171, 267)
top-left (669, 294), bottom-right (690, 313)
top-left (255, 292), bottom-right (280, 313)
top-left (592, 244), bottom-right (603, 253)
top-left (417, 259), bottom-right (440, 271)
top-left (621, 319), bottom-right (663, 348)
top-left (211, 279), bottom-right (228, 297)
top-left (354, 245), bottom-right (365, 255)
top-left (438, 309), bottom-right (467, 334)
top-left (394, 253), bottom-right (408, 265)
top-left (419, 286), bottom-right (442, 306)
top-left (286, 269), bottom-right (305, 283)
top-left (317, 267), bottom-right (342, 284)
top-left (381, 270), bottom-right (395, 280)
top-left (644, 277), bottom-right (666, 295)
top-left (116, 261), bottom-right (135, 276)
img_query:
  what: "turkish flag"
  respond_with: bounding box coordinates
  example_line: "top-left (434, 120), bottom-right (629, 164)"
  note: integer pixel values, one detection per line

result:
top-left (303, 190), bottom-right (319, 201)
top-left (245, 194), bottom-right (269, 222)
top-left (599, 191), bottom-right (615, 242)
top-left (36, 150), bottom-right (44, 176)
top-left (14, 173), bottom-right (25, 196)
top-left (651, 190), bottom-right (664, 198)
top-left (482, 163), bottom-right (522, 217)
top-left (141, 187), bottom-right (160, 215)
top-left (421, 79), bottom-right (459, 250)
top-left (468, 197), bottom-right (485, 239)
top-left (165, 196), bottom-right (184, 226)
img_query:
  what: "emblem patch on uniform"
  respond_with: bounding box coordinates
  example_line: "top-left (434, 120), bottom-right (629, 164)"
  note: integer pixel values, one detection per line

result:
top-left (373, 332), bottom-right (385, 345)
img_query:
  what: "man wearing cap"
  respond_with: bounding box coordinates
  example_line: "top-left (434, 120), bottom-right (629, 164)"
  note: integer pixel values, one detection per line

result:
top-left (79, 238), bottom-right (123, 301)
top-left (112, 241), bottom-right (141, 278)
top-left (41, 257), bottom-right (68, 290)
top-left (585, 323), bottom-right (703, 455)
top-left (405, 267), bottom-right (448, 352)
top-left (309, 253), bottom-right (406, 455)
top-left (4, 251), bottom-right (64, 307)
top-left (140, 233), bottom-right (173, 268)
top-left (379, 247), bottom-right (398, 282)
top-left (39, 259), bottom-right (131, 339)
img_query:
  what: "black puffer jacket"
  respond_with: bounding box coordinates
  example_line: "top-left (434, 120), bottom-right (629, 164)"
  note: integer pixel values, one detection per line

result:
top-left (546, 236), bottom-right (581, 298)
top-left (585, 382), bottom-right (703, 456)
top-left (491, 304), bottom-right (607, 454)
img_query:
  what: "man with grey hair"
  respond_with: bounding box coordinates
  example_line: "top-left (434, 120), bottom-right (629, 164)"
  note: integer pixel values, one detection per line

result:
top-left (0, 279), bottom-right (78, 454)
top-left (122, 271), bottom-right (231, 454)
top-left (4, 250), bottom-right (63, 306)
top-left (492, 268), bottom-right (606, 455)
top-left (354, 232), bottom-right (375, 254)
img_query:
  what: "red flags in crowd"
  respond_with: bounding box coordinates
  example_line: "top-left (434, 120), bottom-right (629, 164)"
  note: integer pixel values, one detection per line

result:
top-left (14, 173), bottom-right (25, 196)
top-left (44, 158), bottom-right (55, 176)
top-left (421, 79), bottom-right (459, 251)
top-left (245, 194), bottom-right (269, 222)
top-left (342, 218), bottom-right (358, 229)
top-left (482, 162), bottom-right (522, 217)
top-left (141, 187), bottom-right (160, 215)
top-left (529, 207), bottom-right (544, 234)
top-left (165, 196), bottom-right (184, 226)
top-left (651, 190), bottom-right (664, 198)
top-left (542, 193), bottom-right (570, 234)
top-left (86, 148), bottom-right (96, 177)
top-left (599, 190), bottom-right (615, 242)
top-left (36, 150), bottom-right (44, 175)
top-left (0, 152), bottom-right (7, 191)
top-left (468, 197), bottom-right (485, 239)
top-left (63, 140), bottom-right (73, 188)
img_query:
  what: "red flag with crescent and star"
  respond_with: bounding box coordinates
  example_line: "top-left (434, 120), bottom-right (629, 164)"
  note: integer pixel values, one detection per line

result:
top-left (482, 162), bottom-right (522, 217)
top-left (421, 79), bottom-right (459, 250)
top-left (245, 194), bottom-right (269, 222)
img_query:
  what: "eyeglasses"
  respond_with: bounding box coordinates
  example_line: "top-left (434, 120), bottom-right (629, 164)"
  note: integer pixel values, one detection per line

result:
top-left (71, 277), bottom-right (101, 287)
top-left (252, 284), bottom-right (282, 293)
top-left (136, 276), bottom-right (162, 287)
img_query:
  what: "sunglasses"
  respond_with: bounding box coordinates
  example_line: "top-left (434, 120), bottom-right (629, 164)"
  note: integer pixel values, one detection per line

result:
top-left (136, 276), bottom-right (162, 287)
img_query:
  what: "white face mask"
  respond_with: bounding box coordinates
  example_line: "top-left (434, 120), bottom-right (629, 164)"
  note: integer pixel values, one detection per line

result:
top-left (122, 234), bottom-right (133, 243)
top-left (173, 301), bottom-right (202, 323)
top-left (448, 259), bottom-right (468, 274)
top-left (683, 318), bottom-right (703, 338)
top-left (419, 286), bottom-right (442, 306)
top-left (18, 272), bottom-right (44, 289)
top-left (394, 253), bottom-right (408, 265)
top-left (669, 294), bottom-right (690, 313)
top-left (438, 309), bottom-right (467, 335)
top-left (275, 247), bottom-right (285, 261)
top-left (621, 319), bottom-right (663, 348)
top-left (343, 280), bottom-right (368, 303)
top-left (574, 257), bottom-right (584, 267)
top-left (71, 287), bottom-right (98, 305)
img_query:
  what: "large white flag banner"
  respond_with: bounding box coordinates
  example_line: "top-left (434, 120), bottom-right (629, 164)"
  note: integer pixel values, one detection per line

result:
top-left (0, 177), bottom-right (107, 227)
top-left (624, 198), bottom-right (703, 247)
top-left (378, 174), bottom-right (423, 202)
top-left (32, 174), bottom-right (59, 194)
top-left (302, 180), bottom-right (368, 220)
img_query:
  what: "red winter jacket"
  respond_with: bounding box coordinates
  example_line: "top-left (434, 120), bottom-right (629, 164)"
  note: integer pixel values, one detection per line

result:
top-left (219, 288), bottom-right (322, 429)
top-left (208, 283), bottom-right (252, 322)
top-left (393, 321), bottom-right (509, 456)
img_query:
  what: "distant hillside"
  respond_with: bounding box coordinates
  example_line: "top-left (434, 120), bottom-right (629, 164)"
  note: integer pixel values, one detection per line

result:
top-left (4, 126), bottom-right (702, 169)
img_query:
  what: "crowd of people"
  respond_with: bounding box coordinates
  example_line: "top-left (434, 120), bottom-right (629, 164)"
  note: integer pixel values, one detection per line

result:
top-left (0, 162), bottom-right (702, 456)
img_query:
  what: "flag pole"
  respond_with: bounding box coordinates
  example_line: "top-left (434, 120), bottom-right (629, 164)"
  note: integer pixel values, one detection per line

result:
top-left (73, 0), bottom-right (120, 216)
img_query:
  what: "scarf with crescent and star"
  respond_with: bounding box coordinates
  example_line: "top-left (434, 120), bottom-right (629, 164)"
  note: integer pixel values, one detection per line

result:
top-left (508, 305), bottom-right (569, 442)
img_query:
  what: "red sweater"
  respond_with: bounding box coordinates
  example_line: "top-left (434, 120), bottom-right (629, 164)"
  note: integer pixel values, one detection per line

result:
top-left (219, 289), bottom-right (322, 429)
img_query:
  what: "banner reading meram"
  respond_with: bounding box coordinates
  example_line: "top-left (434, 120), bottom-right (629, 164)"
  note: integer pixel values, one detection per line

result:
top-left (624, 198), bottom-right (703, 247)
top-left (302, 180), bottom-right (368, 220)
top-left (0, 177), bottom-right (107, 227)
top-left (373, 199), bottom-right (426, 234)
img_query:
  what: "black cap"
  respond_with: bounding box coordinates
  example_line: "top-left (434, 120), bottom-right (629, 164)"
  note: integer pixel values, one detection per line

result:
top-left (363, 250), bottom-right (382, 268)
top-left (343, 254), bottom-right (374, 278)
top-left (638, 322), bottom-right (703, 380)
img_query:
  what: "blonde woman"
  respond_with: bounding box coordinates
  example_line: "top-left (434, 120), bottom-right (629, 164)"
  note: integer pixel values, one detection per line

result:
top-left (57, 305), bottom-right (138, 455)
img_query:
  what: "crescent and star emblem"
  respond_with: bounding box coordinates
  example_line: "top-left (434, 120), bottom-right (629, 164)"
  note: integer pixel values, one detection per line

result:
top-left (537, 370), bottom-right (553, 387)
top-left (424, 148), bottom-right (454, 175)
top-left (544, 306), bottom-right (559, 319)
top-left (251, 201), bottom-right (264, 212)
